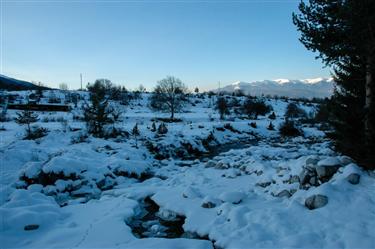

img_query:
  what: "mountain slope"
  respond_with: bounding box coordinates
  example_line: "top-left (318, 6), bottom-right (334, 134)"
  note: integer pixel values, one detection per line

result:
top-left (214, 78), bottom-right (334, 98)
top-left (0, 74), bottom-right (50, 91)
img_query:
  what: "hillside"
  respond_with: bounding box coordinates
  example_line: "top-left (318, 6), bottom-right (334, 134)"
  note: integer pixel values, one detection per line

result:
top-left (0, 90), bottom-right (374, 249)
top-left (0, 75), bottom-right (50, 91)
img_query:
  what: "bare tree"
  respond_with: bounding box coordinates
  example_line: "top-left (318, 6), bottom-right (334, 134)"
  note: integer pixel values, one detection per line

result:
top-left (150, 76), bottom-right (187, 120)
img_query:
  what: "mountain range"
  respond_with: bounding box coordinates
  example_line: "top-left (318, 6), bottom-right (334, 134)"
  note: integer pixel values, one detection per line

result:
top-left (213, 78), bottom-right (334, 99)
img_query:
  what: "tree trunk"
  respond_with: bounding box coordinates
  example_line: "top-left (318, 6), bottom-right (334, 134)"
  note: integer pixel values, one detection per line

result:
top-left (364, 56), bottom-right (374, 167)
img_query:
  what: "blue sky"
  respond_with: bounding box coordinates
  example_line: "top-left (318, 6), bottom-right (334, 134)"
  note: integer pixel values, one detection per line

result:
top-left (2, 0), bottom-right (330, 90)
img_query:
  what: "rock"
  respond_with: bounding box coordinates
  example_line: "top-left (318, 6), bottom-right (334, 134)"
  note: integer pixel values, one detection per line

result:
top-left (276, 190), bottom-right (291, 198)
top-left (289, 175), bottom-right (300, 184)
top-left (305, 194), bottom-right (328, 210)
top-left (305, 157), bottom-right (319, 167)
top-left (219, 191), bottom-right (245, 204)
top-left (317, 157), bottom-right (341, 167)
top-left (309, 176), bottom-right (319, 186)
top-left (299, 167), bottom-right (315, 185)
top-left (256, 181), bottom-right (272, 188)
top-left (315, 165), bottom-right (340, 181)
top-left (215, 161), bottom-right (229, 169)
top-left (24, 224), bottom-right (39, 231)
top-left (339, 156), bottom-right (353, 166)
top-left (347, 173), bottom-right (360, 185)
top-left (201, 196), bottom-right (220, 208)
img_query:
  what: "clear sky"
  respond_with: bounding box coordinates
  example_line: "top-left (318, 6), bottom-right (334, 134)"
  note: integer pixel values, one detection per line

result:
top-left (1, 0), bottom-right (330, 91)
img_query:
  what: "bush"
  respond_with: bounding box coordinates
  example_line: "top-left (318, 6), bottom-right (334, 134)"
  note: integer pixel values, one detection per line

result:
top-left (249, 122), bottom-right (257, 128)
top-left (157, 123), bottom-right (168, 135)
top-left (279, 120), bottom-right (302, 137)
top-left (285, 103), bottom-right (307, 119)
top-left (215, 97), bottom-right (229, 120)
top-left (268, 112), bottom-right (276, 120)
top-left (267, 122), bottom-right (275, 130)
top-left (242, 98), bottom-right (272, 119)
top-left (25, 127), bottom-right (48, 140)
top-left (71, 132), bottom-right (89, 144)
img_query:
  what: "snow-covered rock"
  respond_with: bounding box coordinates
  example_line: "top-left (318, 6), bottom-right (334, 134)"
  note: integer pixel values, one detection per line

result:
top-left (305, 194), bottom-right (328, 210)
top-left (219, 191), bottom-right (246, 204)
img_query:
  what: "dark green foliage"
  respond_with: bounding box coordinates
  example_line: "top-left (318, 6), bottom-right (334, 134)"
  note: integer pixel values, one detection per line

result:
top-left (267, 122), bottom-right (275, 131)
top-left (25, 127), bottom-right (48, 140)
top-left (242, 98), bottom-right (272, 119)
top-left (151, 121), bottom-right (156, 132)
top-left (84, 80), bottom-right (115, 137)
top-left (132, 123), bottom-right (140, 148)
top-left (157, 122), bottom-right (168, 135)
top-left (285, 103), bottom-right (307, 120)
top-left (279, 120), bottom-right (302, 137)
top-left (216, 97), bottom-right (229, 120)
top-left (293, 0), bottom-right (375, 169)
top-left (15, 105), bottom-right (39, 137)
top-left (268, 112), bottom-right (276, 120)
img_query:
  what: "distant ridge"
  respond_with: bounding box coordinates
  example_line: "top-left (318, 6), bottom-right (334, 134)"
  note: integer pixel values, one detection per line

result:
top-left (213, 78), bottom-right (334, 99)
top-left (0, 74), bottom-right (50, 91)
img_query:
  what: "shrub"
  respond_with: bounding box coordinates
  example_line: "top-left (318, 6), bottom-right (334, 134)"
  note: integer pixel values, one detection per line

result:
top-left (215, 97), bottom-right (229, 120)
top-left (71, 132), bottom-right (89, 144)
top-left (15, 106), bottom-right (39, 137)
top-left (285, 103), bottom-right (307, 119)
top-left (268, 112), bottom-right (276, 120)
top-left (25, 126), bottom-right (48, 140)
top-left (157, 122), bottom-right (168, 135)
top-left (267, 122), bottom-right (275, 130)
top-left (249, 122), bottom-right (257, 128)
top-left (279, 120), bottom-right (302, 137)
top-left (242, 98), bottom-right (272, 119)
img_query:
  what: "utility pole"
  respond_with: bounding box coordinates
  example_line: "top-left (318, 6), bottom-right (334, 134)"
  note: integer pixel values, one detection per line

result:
top-left (80, 73), bottom-right (83, 91)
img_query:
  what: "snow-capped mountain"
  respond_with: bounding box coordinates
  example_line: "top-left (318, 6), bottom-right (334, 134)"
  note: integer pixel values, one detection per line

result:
top-left (214, 78), bottom-right (334, 99)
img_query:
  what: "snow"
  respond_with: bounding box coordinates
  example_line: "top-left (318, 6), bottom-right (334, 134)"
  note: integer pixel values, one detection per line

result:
top-left (1, 90), bottom-right (374, 248)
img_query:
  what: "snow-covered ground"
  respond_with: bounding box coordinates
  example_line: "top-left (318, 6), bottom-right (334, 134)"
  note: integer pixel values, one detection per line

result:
top-left (1, 90), bottom-right (374, 248)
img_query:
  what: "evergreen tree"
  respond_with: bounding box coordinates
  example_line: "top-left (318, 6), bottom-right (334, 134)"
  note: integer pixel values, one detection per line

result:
top-left (132, 123), bottom-right (140, 148)
top-left (293, 0), bottom-right (375, 169)
top-left (215, 97), bottom-right (229, 120)
top-left (15, 105), bottom-right (39, 137)
top-left (84, 80), bottom-right (115, 137)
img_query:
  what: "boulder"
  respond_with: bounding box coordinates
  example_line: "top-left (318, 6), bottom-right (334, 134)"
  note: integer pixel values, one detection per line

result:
top-left (315, 165), bottom-right (340, 181)
top-left (205, 160), bottom-right (216, 168)
top-left (24, 224), bottom-right (39, 231)
top-left (219, 191), bottom-right (245, 204)
top-left (305, 157), bottom-right (319, 167)
top-left (347, 173), bottom-right (360, 185)
top-left (201, 196), bottom-right (220, 208)
top-left (276, 190), bottom-right (291, 198)
top-left (305, 194), bottom-right (328, 210)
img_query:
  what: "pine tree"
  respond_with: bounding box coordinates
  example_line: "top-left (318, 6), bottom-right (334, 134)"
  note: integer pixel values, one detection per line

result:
top-left (15, 105), bottom-right (39, 137)
top-left (84, 80), bottom-right (115, 137)
top-left (132, 123), bottom-right (140, 148)
top-left (215, 97), bottom-right (229, 120)
top-left (293, 0), bottom-right (375, 169)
